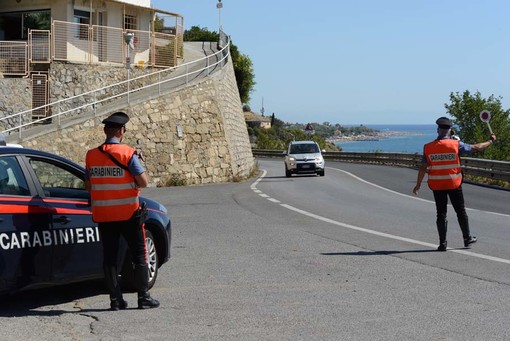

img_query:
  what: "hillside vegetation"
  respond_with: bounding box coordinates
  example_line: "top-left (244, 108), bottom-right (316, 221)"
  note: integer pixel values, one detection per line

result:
top-left (246, 113), bottom-right (377, 151)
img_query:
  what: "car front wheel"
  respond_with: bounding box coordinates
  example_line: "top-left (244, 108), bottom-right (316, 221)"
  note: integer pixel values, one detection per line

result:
top-left (285, 165), bottom-right (292, 177)
top-left (145, 229), bottom-right (159, 288)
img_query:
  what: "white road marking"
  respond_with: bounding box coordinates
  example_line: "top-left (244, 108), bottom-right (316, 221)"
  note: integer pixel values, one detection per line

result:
top-left (331, 168), bottom-right (510, 218)
top-left (251, 168), bottom-right (510, 265)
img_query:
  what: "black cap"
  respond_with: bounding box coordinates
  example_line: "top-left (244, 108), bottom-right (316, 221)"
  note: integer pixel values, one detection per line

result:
top-left (435, 117), bottom-right (452, 129)
top-left (102, 112), bottom-right (129, 128)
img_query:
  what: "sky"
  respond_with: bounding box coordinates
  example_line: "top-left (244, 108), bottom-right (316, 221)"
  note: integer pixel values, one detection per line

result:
top-left (151, 0), bottom-right (510, 125)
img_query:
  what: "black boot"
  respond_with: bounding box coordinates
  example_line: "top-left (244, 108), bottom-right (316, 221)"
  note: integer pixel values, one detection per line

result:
top-left (464, 236), bottom-right (477, 247)
top-left (437, 241), bottom-right (447, 252)
top-left (436, 220), bottom-right (448, 251)
top-left (103, 265), bottom-right (128, 311)
top-left (458, 215), bottom-right (477, 247)
top-left (134, 264), bottom-right (160, 309)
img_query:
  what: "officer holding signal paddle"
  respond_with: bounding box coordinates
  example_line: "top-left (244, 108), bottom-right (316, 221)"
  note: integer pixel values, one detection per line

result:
top-left (413, 116), bottom-right (496, 251)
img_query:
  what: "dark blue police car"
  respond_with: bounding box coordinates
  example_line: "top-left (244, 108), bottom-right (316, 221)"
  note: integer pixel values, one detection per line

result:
top-left (0, 146), bottom-right (171, 295)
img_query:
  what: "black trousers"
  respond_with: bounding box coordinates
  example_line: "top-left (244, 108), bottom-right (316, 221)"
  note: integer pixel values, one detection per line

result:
top-left (98, 213), bottom-right (147, 268)
top-left (432, 185), bottom-right (471, 241)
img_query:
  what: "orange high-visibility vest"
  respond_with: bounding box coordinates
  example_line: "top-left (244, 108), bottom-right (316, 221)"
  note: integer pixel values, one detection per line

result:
top-left (86, 144), bottom-right (140, 222)
top-left (424, 139), bottom-right (462, 190)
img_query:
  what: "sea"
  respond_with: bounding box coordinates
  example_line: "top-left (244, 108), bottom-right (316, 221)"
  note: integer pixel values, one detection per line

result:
top-left (335, 124), bottom-right (437, 153)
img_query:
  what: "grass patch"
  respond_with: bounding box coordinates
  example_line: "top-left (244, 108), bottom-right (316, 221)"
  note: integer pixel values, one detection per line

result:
top-left (164, 174), bottom-right (187, 187)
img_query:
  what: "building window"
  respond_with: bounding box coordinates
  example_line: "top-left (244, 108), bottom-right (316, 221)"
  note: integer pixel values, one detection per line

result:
top-left (74, 10), bottom-right (90, 40)
top-left (124, 14), bottom-right (137, 30)
top-left (0, 10), bottom-right (50, 40)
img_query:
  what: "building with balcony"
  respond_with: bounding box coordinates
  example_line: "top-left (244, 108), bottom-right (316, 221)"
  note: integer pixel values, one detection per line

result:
top-left (0, 0), bottom-right (183, 122)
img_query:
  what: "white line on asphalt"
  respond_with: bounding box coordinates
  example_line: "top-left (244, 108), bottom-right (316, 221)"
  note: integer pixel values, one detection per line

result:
top-left (251, 168), bottom-right (510, 265)
top-left (330, 168), bottom-right (510, 218)
top-left (280, 203), bottom-right (510, 264)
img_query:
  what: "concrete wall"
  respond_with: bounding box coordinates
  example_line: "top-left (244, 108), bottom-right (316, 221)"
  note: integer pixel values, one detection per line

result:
top-left (19, 57), bottom-right (255, 186)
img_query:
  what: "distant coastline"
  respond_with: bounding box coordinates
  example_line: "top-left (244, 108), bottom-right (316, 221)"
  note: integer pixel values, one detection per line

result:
top-left (326, 130), bottom-right (425, 143)
top-left (329, 124), bottom-right (437, 153)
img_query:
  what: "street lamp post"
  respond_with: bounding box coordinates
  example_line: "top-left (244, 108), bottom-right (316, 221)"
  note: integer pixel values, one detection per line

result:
top-left (216, 0), bottom-right (223, 49)
top-left (216, 0), bottom-right (223, 32)
top-left (124, 32), bottom-right (134, 103)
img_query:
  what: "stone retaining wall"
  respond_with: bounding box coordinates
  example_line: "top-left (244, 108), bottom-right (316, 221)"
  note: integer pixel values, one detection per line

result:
top-left (18, 58), bottom-right (255, 186)
top-left (0, 79), bottom-right (32, 130)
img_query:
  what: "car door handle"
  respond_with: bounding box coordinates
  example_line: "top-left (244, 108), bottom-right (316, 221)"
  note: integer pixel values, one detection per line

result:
top-left (53, 216), bottom-right (72, 224)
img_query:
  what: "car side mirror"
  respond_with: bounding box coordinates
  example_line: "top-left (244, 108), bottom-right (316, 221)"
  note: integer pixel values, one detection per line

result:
top-left (321, 149), bottom-right (326, 153)
top-left (282, 151), bottom-right (287, 155)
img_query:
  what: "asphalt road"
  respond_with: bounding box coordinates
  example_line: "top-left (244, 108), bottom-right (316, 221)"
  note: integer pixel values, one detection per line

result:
top-left (2, 158), bottom-right (510, 340)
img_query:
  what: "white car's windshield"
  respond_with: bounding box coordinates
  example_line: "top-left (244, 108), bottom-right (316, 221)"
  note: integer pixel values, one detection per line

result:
top-left (290, 144), bottom-right (319, 154)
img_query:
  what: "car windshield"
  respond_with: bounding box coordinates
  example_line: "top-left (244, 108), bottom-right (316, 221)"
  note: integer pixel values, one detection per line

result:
top-left (290, 144), bottom-right (319, 154)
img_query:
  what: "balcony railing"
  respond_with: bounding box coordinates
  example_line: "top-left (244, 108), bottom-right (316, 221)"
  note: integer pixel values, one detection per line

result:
top-left (0, 20), bottom-right (184, 76)
top-left (0, 41), bottom-right (28, 76)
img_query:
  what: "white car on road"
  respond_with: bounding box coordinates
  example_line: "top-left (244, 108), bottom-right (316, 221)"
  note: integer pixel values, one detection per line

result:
top-left (284, 141), bottom-right (325, 177)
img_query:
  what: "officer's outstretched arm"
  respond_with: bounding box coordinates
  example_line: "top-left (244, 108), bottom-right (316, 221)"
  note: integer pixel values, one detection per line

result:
top-left (471, 134), bottom-right (496, 153)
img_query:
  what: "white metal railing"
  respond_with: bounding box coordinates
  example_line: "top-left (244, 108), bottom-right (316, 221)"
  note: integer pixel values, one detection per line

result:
top-left (1, 35), bottom-right (231, 140)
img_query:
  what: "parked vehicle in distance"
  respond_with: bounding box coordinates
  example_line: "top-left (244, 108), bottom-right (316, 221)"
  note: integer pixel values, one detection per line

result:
top-left (0, 146), bottom-right (171, 295)
top-left (284, 141), bottom-right (325, 177)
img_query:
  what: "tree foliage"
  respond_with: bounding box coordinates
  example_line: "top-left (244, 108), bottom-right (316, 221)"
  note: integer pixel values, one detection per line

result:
top-left (229, 43), bottom-right (255, 104)
top-left (183, 26), bottom-right (256, 104)
top-left (183, 26), bottom-right (219, 41)
top-left (249, 116), bottom-right (341, 151)
top-left (153, 15), bottom-right (164, 32)
top-left (444, 90), bottom-right (510, 161)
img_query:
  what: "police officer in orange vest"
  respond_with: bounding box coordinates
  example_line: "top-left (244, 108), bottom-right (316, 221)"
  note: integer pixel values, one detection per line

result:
top-left (413, 117), bottom-right (496, 251)
top-left (85, 111), bottom-right (160, 310)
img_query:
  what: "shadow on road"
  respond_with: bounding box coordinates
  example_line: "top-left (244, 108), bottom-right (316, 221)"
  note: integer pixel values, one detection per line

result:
top-left (0, 280), bottom-right (105, 317)
top-left (321, 249), bottom-right (439, 256)
top-left (260, 175), bottom-right (322, 180)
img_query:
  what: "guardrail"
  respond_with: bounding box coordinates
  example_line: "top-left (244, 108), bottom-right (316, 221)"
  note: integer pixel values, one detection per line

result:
top-left (252, 149), bottom-right (510, 182)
